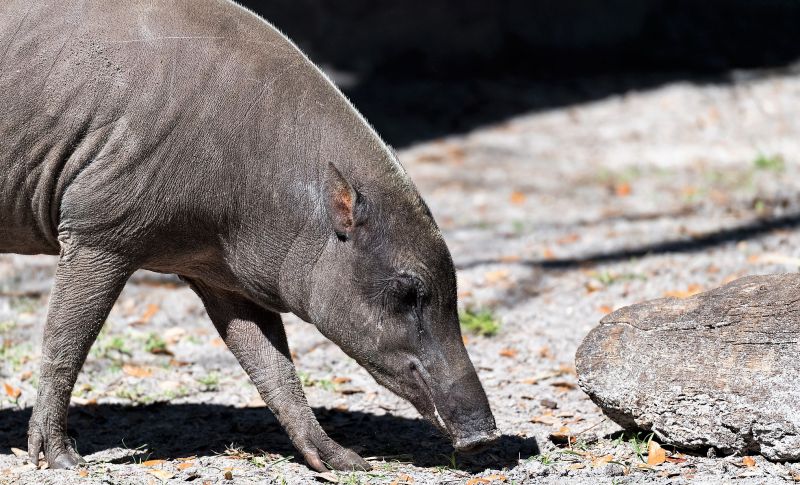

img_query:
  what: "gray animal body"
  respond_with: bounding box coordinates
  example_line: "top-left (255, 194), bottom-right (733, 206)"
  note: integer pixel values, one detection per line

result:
top-left (0, 0), bottom-right (498, 471)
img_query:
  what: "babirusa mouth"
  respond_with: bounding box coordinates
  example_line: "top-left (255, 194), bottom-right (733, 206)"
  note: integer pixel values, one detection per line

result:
top-left (453, 428), bottom-right (501, 453)
top-left (409, 359), bottom-right (500, 453)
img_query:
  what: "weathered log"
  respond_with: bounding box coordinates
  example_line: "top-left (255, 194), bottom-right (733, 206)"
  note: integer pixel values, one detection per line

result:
top-left (576, 274), bottom-right (800, 461)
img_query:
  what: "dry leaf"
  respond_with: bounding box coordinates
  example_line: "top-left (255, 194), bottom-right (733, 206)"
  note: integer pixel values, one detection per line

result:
top-left (559, 364), bottom-right (577, 375)
top-left (143, 459), bottom-right (166, 467)
top-left (498, 348), bottom-right (517, 358)
top-left (549, 426), bottom-right (574, 446)
top-left (147, 469), bottom-right (175, 481)
top-left (3, 382), bottom-right (21, 399)
top-left (211, 338), bottom-right (226, 348)
top-left (462, 335), bottom-right (470, 345)
top-left (556, 234), bottom-right (580, 245)
top-left (647, 441), bottom-right (666, 466)
top-left (592, 454), bottom-right (614, 468)
top-left (484, 269), bottom-right (510, 284)
top-left (443, 144), bottom-right (466, 163)
top-left (414, 153), bottom-right (444, 164)
top-left (465, 479), bottom-right (490, 485)
top-left (542, 247), bottom-right (556, 260)
top-left (510, 191), bottom-right (526, 205)
top-left (483, 475), bottom-right (506, 482)
top-left (163, 327), bottom-right (186, 344)
top-left (530, 413), bottom-right (561, 426)
top-left (19, 371), bottom-right (32, 381)
top-left (177, 462), bottom-right (194, 470)
top-left (10, 447), bottom-right (26, 457)
top-left (139, 304), bottom-right (160, 324)
top-left (615, 182), bottom-right (631, 197)
top-left (748, 253), bottom-right (800, 267)
top-left (665, 455), bottom-right (687, 464)
top-left (390, 473), bottom-right (414, 485)
top-left (664, 284), bottom-right (702, 299)
top-left (585, 281), bottom-right (602, 293)
top-left (550, 381), bottom-right (577, 392)
top-left (538, 346), bottom-right (554, 360)
top-left (78, 469), bottom-right (89, 477)
top-left (224, 469), bottom-right (233, 480)
top-left (598, 305), bottom-right (613, 314)
top-left (123, 365), bottom-right (152, 378)
top-left (568, 463), bottom-right (585, 470)
top-left (332, 376), bottom-right (351, 384)
top-left (742, 456), bottom-right (756, 468)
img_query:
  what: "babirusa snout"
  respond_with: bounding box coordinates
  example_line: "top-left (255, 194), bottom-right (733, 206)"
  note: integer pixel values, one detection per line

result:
top-left (433, 362), bottom-right (499, 453)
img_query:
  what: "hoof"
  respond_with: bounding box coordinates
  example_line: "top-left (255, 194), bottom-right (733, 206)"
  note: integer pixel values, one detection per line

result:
top-left (49, 452), bottom-right (86, 469)
top-left (300, 433), bottom-right (371, 472)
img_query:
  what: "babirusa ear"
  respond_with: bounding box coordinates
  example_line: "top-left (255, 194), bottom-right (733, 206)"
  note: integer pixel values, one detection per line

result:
top-left (324, 163), bottom-right (357, 240)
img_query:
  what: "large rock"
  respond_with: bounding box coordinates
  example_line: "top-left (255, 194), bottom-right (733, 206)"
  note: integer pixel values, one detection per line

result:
top-left (576, 274), bottom-right (800, 461)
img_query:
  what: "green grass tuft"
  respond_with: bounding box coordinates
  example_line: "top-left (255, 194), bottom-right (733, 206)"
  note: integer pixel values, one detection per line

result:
top-left (197, 372), bottom-right (220, 391)
top-left (459, 309), bottom-right (501, 337)
top-left (754, 153), bottom-right (785, 172)
top-left (144, 333), bottom-right (168, 354)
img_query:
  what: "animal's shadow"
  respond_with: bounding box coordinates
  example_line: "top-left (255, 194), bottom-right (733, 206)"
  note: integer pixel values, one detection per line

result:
top-left (0, 404), bottom-right (538, 472)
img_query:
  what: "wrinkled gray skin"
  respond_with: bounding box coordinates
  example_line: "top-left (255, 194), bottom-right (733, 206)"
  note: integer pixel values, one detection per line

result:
top-left (0, 0), bottom-right (498, 472)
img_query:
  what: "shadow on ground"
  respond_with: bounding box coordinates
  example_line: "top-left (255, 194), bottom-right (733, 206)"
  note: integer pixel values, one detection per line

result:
top-left (0, 405), bottom-right (538, 471)
top-left (458, 210), bottom-right (800, 272)
top-left (239, 0), bottom-right (800, 146)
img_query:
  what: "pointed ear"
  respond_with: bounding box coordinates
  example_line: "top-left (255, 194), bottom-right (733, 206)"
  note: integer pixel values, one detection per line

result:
top-left (324, 162), bottom-right (357, 240)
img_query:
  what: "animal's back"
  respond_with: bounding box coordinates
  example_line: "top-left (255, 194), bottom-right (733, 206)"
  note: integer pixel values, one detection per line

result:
top-left (0, 0), bottom-right (327, 256)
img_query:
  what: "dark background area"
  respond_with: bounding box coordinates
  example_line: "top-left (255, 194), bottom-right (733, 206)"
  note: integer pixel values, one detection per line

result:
top-left (239, 0), bottom-right (800, 146)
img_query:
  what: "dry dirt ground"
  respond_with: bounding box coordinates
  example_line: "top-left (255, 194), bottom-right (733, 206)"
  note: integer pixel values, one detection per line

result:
top-left (4, 67), bottom-right (800, 484)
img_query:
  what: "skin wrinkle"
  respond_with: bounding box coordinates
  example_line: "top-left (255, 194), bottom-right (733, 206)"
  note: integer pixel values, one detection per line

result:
top-left (0, 2), bottom-right (32, 68)
top-left (239, 61), bottom-right (300, 125)
top-left (1, 0), bottom-right (497, 471)
top-left (278, 200), bottom-right (320, 317)
top-left (37, 29), bottom-right (73, 95)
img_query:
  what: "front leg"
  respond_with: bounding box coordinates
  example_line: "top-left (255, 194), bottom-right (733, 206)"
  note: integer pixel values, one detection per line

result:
top-left (29, 243), bottom-right (133, 468)
top-left (190, 283), bottom-right (370, 472)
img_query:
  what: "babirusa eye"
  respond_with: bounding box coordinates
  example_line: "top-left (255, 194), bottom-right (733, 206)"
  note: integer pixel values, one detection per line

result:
top-left (389, 273), bottom-right (425, 315)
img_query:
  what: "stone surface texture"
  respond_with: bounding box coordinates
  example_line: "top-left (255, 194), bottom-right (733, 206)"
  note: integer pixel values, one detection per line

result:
top-left (577, 273), bottom-right (800, 461)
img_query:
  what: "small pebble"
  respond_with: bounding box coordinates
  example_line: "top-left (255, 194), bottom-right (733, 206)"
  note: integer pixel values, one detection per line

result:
top-left (605, 463), bottom-right (626, 477)
top-left (541, 399), bottom-right (558, 409)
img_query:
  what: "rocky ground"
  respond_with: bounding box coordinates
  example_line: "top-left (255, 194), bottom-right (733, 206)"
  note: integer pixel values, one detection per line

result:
top-left (4, 66), bottom-right (800, 484)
